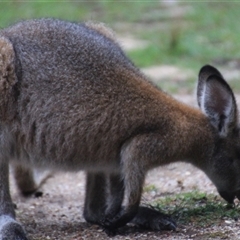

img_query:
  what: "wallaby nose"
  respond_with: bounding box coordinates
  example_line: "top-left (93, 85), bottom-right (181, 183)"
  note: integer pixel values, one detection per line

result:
top-left (218, 191), bottom-right (235, 204)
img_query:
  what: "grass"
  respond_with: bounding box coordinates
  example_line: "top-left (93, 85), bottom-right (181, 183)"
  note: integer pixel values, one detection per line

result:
top-left (153, 190), bottom-right (240, 228)
top-left (1, 2), bottom-right (240, 92)
top-left (127, 3), bottom-right (240, 69)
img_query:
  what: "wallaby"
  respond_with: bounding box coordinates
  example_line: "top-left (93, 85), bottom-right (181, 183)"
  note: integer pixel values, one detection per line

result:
top-left (0, 18), bottom-right (240, 240)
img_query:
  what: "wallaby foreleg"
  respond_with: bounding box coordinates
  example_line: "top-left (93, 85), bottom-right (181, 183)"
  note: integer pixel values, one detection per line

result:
top-left (105, 174), bottom-right (124, 218)
top-left (102, 141), bottom-right (146, 230)
top-left (105, 172), bottom-right (176, 231)
top-left (83, 172), bottom-right (107, 224)
top-left (84, 172), bottom-right (125, 226)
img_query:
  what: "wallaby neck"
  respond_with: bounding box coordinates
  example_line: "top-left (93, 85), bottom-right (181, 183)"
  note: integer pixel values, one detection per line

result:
top-left (155, 92), bottom-right (215, 169)
top-left (127, 79), bottom-right (216, 171)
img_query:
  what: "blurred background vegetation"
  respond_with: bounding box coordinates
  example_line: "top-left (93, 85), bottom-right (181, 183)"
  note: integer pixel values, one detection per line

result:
top-left (1, 1), bottom-right (240, 93)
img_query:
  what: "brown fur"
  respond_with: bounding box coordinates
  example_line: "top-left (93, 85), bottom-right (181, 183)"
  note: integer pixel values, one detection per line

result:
top-left (0, 19), bottom-right (239, 239)
top-left (0, 37), bottom-right (18, 121)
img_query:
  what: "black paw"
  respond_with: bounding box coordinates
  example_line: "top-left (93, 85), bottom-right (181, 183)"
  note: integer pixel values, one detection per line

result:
top-left (102, 226), bottom-right (118, 237)
top-left (100, 215), bottom-right (118, 230)
top-left (131, 206), bottom-right (177, 231)
top-left (101, 208), bottom-right (137, 232)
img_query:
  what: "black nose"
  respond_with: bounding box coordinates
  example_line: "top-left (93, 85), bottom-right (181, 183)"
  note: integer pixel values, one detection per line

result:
top-left (218, 191), bottom-right (235, 204)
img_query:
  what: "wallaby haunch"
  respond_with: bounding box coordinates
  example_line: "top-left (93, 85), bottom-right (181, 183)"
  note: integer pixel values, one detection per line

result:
top-left (0, 18), bottom-right (240, 239)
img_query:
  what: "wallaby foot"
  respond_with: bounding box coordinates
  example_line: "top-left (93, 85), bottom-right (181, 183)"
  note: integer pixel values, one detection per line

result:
top-left (101, 209), bottom-right (136, 237)
top-left (131, 206), bottom-right (176, 231)
top-left (0, 215), bottom-right (28, 240)
top-left (101, 206), bottom-right (138, 231)
top-left (84, 208), bottom-right (106, 225)
top-left (102, 206), bottom-right (176, 236)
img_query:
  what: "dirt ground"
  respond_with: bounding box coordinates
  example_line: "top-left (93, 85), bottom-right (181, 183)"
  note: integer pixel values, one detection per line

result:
top-left (9, 93), bottom-right (240, 240)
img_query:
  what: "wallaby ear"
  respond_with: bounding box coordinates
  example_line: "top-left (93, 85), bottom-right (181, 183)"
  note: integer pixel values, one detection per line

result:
top-left (0, 37), bottom-right (18, 120)
top-left (197, 65), bottom-right (223, 108)
top-left (198, 74), bottom-right (237, 137)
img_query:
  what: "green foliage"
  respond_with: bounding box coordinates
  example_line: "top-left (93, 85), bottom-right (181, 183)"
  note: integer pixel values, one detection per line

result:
top-left (143, 184), bottom-right (158, 193)
top-left (154, 191), bottom-right (240, 227)
top-left (1, 2), bottom-right (240, 69)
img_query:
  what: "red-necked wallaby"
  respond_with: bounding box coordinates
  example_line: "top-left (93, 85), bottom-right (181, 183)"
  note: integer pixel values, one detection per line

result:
top-left (0, 18), bottom-right (240, 239)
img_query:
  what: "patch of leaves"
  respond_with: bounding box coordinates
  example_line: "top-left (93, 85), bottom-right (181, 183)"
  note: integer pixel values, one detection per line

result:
top-left (153, 191), bottom-right (240, 227)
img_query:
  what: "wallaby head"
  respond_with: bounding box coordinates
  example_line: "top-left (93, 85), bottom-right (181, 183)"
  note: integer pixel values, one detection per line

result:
top-left (197, 65), bottom-right (240, 203)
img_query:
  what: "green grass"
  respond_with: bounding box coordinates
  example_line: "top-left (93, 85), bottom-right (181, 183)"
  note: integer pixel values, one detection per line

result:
top-left (1, 2), bottom-right (240, 92)
top-left (127, 3), bottom-right (240, 69)
top-left (153, 191), bottom-right (240, 228)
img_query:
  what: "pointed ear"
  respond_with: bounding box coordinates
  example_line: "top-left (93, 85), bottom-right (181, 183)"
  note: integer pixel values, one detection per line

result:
top-left (197, 65), bottom-right (223, 108)
top-left (198, 74), bottom-right (237, 137)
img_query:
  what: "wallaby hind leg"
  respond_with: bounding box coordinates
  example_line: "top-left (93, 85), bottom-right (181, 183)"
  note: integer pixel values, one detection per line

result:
top-left (13, 165), bottom-right (37, 196)
top-left (0, 161), bottom-right (27, 239)
top-left (83, 172), bottom-right (108, 224)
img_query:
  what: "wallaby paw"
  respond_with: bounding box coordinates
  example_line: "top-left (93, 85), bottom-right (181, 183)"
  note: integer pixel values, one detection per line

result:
top-left (0, 216), bottom-right (28, 240)
top-left (101, 208), bottom-right (137, 231)
top-left (84, 213), bottom-right (104, 225)
top-left (131, 206), bottom-right (177, 231)
top-left (102, 226), bottom-right (118, 237)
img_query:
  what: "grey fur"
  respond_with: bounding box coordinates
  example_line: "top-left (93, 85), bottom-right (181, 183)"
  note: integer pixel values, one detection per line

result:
top-left (0, 19), bottom-right (239, 239)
